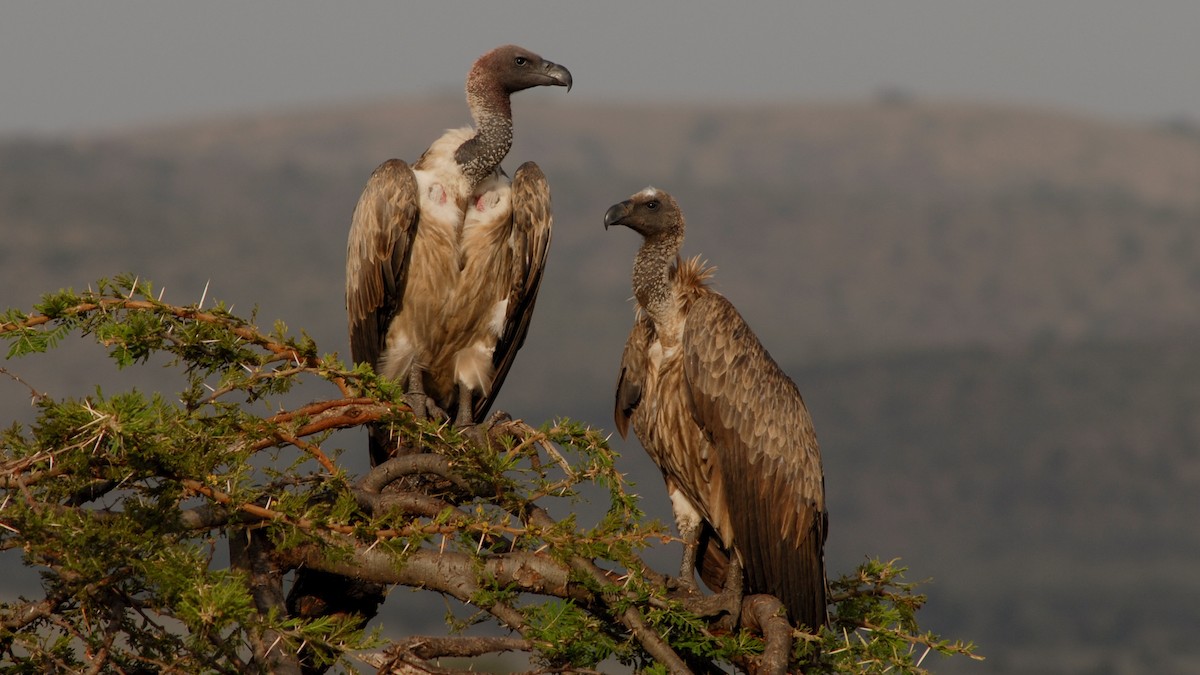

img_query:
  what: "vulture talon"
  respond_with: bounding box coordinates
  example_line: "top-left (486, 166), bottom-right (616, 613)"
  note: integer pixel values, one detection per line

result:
top-left (459, 409), bottom-right (514, 448)
top-left (407, 393), bottom-right (448, 423)
top-left (485, 409), bottom-right (513, 427)
top-left (682, 589), bottom-right (743, 629)
top-left (460, 423), bottom-right (490, 448)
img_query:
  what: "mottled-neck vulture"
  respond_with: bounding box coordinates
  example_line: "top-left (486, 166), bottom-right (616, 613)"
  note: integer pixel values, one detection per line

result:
top-left (346, 45), bottom-right (570, 464)
top-left (604, 188), bottom-right (828, 630)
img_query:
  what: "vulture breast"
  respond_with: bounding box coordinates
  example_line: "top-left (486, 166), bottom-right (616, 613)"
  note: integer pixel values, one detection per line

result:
top-left (379, 127), bottom-right (516, 407)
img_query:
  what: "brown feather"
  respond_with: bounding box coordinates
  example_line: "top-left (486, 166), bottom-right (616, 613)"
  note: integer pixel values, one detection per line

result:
top-left (345, 46), bottom-right (567, 463)
top-left (609, 188), bottom-right (828, 629)
top-left (346, 159), bottom-right (420, 383)
top-left (472, 161), bottom-right (553, 420)
top-left (615, 311), bottom-right (652, 439)
top-left (682, 292), bottom-right (828, 629)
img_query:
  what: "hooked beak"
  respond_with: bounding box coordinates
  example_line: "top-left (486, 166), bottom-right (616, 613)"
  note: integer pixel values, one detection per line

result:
top-left (604, 200), bottom-right (632, 230)
top-left (542, 61), bottom-right (573, 92)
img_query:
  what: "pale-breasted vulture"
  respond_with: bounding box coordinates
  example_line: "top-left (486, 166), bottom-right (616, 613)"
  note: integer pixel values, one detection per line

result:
top-left (346, 45), bottom-right (570, 464)
top-left (604, 188), bottom-right (828, 630)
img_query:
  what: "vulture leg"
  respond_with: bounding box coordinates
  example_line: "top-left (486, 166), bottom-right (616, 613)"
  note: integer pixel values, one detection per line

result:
top-left (676, 518), bottom-right (702, 593)
top-left (406, 367), bottom-right (447, 421)
top-left (670, 490), bottom-right (703, 592)
top-left (684, 552), bottom-right (744, 628)
top-left (454, 383), bottom-right (475, 428)
top-left (671, 491), bottom-right (743, 623)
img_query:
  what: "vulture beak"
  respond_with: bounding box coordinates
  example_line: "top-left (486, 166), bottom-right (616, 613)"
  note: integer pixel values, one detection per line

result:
top-left (603, 200), bottom-right (632, 230)
top-left (542, 61), bottom-right (573, 91)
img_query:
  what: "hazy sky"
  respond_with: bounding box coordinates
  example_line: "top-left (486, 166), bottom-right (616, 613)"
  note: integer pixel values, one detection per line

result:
top-left (3, 1), bottom-right (1199, 135)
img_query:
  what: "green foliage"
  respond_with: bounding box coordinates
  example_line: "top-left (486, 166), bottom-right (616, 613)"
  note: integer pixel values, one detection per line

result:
top-left (0, 278), bottom-right (980, 673)
top-left (522, 599), bottom-right (619, 665)
top-left (814, 558), bottom-right (981, 673)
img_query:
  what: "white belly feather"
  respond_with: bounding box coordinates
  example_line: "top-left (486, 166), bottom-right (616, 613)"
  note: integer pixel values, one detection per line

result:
top-left (386, 127), bottom-right (518, 400)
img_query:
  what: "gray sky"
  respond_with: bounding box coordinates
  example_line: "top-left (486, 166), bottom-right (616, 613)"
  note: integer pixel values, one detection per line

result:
top-left (2, 1), bottom-right (1199, 135)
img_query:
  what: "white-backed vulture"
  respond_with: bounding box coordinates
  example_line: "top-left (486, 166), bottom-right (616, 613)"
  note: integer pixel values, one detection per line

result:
top-left (346, 45), bottom-right (570, 464)
top-left (604, 188), bottom-right (828, 630)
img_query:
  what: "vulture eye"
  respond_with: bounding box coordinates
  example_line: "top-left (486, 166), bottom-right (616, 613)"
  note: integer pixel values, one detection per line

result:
top-left (514, 56), bottom-right (528, 66)
top-left (645, 200), bottom-right (660, 210)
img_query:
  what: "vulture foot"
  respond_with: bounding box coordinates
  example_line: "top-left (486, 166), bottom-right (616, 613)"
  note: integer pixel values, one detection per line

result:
top-left (682, 586), bottom-right (743, 631)
top-left (459, 410), bottom-right (513, 447)
top-left (405, 392), bottom-right (448, 422)
top-left (671, 571), bottom-right (700, 595)
top-left (405, 368), bottom-right (448, 422)
top-left (682, 553), bottom-right (744, 630)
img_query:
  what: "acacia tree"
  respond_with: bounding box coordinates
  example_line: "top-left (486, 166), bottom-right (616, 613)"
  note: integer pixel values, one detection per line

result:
top-left (0, 276), bottom-right (979, 674)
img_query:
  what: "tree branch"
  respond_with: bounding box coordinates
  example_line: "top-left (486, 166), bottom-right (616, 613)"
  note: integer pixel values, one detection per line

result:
top-left (363, 636), bottom-right (537, 674)
top-left (279, 538), bottom-right (579, 602)
top-left (358, 454), bottom-right (471, 495)
top-left (740, 594), bottom-right (792, 675)
top-left (523, 505), bottom-right (694, 675)
top-left (229, 528), bottom-right (303, 675)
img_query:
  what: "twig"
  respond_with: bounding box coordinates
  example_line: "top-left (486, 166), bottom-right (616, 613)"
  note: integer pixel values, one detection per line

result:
top-left (0, 366), bottom-right (50, 404)
top-left (273, 431), bottom-right (337, 474)
top-left (1, 298), bottom-right (353, 397)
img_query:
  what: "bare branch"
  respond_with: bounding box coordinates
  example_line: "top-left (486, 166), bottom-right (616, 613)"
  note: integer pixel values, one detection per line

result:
top-left (741, 595), bottom-right (791, 675)
top-left (0, 596), bottom-right (60, 633)
top-left (358, 454), bottom-right (471, 495)
top-left (0, 366), bottom-right (50, 404)
top-left (363, 636), bottom-right (537, 674)
top-left (255, 399), bottom-right (400, 451)
top-left (279, 539), bottom-right (579, 602)
top-left (394, 635), bottom-right (533, 660)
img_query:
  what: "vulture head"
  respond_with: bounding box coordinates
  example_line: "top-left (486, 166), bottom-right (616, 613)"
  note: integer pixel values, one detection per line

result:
top-left (470, 45), bottom-right (573, 95)
top-left (603, 187), bottom-right (684, 240)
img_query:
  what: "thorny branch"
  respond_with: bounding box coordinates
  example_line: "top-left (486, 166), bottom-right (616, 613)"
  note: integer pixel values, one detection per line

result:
top-left (0, 286), bottom-right (979, 673)
top-left (365, 635), bottom-right (535, 674)
top-left (229, 528), bottom-right (303, 675)
top-left (2, 297), bottom-right (339, 385)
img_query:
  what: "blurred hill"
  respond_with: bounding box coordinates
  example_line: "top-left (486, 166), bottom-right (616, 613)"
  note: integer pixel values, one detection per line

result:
top-left (3, 97), bottom-right (1200, 674)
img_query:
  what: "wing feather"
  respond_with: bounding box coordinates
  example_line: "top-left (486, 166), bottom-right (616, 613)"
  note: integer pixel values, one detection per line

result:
top-left (346, 159), bottom-right (420, 373)
top-left (614, 312), bottom-right (652, 439)
top-left (681, 292), bottom-right (828, 628)
top-left (473, 161), bottom-right (552, 421)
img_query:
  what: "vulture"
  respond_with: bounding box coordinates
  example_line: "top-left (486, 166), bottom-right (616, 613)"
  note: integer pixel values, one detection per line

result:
top-left (346, 45), bottom-right (570, 464)
top-left (604, 188), bottom-right (828, 630)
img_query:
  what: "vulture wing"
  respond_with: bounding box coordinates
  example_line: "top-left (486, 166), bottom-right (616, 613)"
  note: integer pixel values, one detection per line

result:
top-left (472, 161), bottom-right (552, 421)
top-left (615, 309), bottom-right (734, 591)
top-left (614, 311), bottom-right (652, 439)
top-left (345, 159), bottom-right (420, 374)
top-left (681, 292), bottom-right (828, 629)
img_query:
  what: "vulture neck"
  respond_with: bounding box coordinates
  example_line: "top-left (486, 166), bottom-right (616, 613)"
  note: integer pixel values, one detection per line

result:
top-left (632, 233), bottom-right (683, 324)
top-left (455, 76), bottom-right (515, 187)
